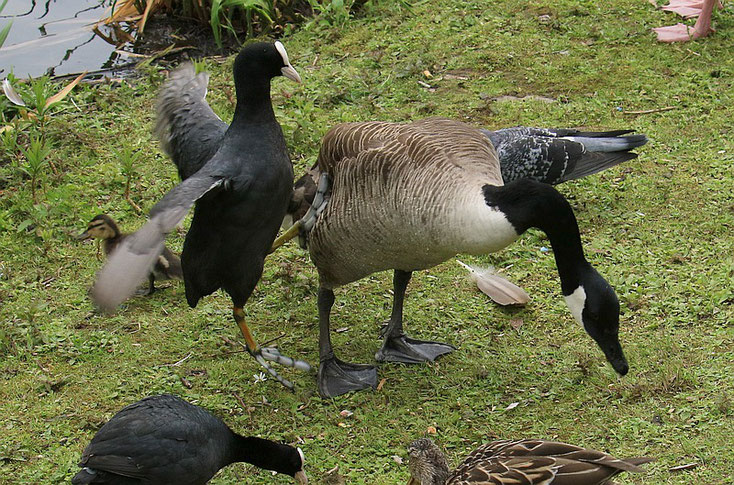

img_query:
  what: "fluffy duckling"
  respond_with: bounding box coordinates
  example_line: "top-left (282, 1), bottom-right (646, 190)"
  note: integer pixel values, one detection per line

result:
top-left (72, 394), bottom-right (307, 484)
top-left (78, 214), bottom-right (182, 296)
top-left (407, 438), bottom-right (653, 485)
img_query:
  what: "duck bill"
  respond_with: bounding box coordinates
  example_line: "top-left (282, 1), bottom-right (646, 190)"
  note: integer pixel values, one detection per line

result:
top-left (294, 470), bottom-right (308, 484)
top-left (76, 231), bottom-right (91, 240)
top-left (407, 477), bottom-right (419, 485)
top-left (281, 65), bottom-right (302, 83)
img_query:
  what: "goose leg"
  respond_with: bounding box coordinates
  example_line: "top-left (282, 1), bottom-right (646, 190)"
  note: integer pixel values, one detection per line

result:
top-left (317, 287), bottom-right (377, 397)
top-left (375, 270), bottom-right (455, 364)
top-left (233, 306), bottom-right (311, 390)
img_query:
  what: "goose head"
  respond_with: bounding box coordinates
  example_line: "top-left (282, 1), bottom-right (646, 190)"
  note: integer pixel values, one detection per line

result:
top-left (76, 214), bottom-right (119, 241)
top-left (407, 438), bottom-right (450, 485)
top-left (234, 437), bottom-right (308, 484)
top-left (565, 265), bottom-right (628, 376)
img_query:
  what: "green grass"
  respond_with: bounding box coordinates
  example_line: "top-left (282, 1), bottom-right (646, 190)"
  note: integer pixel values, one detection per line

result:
top-left (1, 0), bottom-right (732, 483)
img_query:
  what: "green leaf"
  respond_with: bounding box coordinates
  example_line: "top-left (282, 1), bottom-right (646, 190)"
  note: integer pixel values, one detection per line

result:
top-left (16, 219), bottom-right (33, 233)
top-left (0, 20), bottom-right (11, 48)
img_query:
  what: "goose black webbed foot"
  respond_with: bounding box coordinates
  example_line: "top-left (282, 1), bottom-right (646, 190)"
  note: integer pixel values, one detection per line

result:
top-left (249, 347), bottom-right (311, 390)
top-left (318, 357), bottom-right (377, 397)
top-left (375, 335), bottom-right (455, 364)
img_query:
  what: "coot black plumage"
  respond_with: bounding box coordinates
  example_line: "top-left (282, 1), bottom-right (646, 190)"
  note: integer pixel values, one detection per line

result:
top-left (91, 41), bottom-right (308, 387)
top-left (72, 394), bottom-right (307, 484)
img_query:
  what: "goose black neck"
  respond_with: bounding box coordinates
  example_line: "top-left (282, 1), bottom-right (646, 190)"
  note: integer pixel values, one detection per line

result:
top-left (232, 75), bottom-right (275, 124)
top-left (483, 179), bottom-right (590, 295)
top-left (230, 434), bottom-right (299, 475)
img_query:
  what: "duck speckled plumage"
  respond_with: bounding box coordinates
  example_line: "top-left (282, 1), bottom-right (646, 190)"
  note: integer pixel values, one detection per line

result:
top-left (407, 438), bottom-right (654, 485)
top-left (298, 118), bottom-right (627, 397)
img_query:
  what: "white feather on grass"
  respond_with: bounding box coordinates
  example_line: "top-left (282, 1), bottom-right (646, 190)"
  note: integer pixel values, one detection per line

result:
top-left (456, 259), bottom-right (530, 306)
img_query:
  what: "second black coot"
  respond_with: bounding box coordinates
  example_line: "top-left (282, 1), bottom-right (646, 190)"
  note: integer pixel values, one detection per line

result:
top-left (72, 394), bottom-right (307, 484)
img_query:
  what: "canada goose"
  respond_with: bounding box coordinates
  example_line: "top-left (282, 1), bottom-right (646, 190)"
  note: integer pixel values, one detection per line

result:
top-left (72, 394), bottom-right (307, 485)
top-left (91, 42), bottom-right (309, 388)
top-left (407, 438), bottom-right (653, 485)
top-left (77, 214), bottom-right (183, 296)
top-left (285, 126), bottom-right (647, 224)
top-left (654, 0), bottom-right (723, 42)
top-left (284, 118), bottom-right (628, 397)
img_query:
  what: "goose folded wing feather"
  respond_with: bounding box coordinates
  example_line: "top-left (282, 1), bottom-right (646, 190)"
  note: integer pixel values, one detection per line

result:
top-left (91, 174), bottom-right (227, 312)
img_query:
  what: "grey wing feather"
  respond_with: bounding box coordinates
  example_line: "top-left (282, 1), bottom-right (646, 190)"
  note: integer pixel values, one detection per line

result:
top-left (91, 175), bottom-right (225, 311)
top-left (155, 62), bottom-right (228, 180)
top-left (482, 127), bottom-right (647, 185)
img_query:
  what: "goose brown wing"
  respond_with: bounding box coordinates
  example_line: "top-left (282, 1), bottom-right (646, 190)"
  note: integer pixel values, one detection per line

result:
top-left (318, 118), bottom-right (503, 186)
top-left (92, 172), bottom-right (226, 311)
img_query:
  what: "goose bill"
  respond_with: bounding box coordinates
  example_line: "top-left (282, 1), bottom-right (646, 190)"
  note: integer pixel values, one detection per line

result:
top-left (295, 470), bottom-right (308, 484)
top-left (594, 332), bottom-right (629, 375)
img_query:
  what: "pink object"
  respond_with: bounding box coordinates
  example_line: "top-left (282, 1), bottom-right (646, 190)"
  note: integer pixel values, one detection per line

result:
top-left (660, 0), bottom-right (723, 18)
top-left (654, 0), bottom-right (720, 42)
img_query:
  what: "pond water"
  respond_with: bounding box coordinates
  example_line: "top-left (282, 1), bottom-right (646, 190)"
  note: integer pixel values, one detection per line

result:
top-left (0, 0), bottom-right (133, 79)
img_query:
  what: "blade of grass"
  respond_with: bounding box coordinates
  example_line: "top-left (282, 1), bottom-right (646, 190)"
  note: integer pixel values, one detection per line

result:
top-left (0, 20), bottom-right (11, 48)
top-left (44, 71), bottom-right (87, 110)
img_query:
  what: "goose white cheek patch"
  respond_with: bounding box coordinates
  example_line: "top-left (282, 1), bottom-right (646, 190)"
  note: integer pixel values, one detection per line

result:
top-left (564, 286), bottom-right (586, 327)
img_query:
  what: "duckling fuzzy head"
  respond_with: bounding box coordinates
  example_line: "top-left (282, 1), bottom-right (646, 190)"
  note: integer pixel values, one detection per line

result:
top-left (77, 214), bottom-right (119, 241)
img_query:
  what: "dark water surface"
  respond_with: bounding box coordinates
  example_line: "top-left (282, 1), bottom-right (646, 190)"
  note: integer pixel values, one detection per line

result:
top-left (0, 0), bottom-right (131, 79)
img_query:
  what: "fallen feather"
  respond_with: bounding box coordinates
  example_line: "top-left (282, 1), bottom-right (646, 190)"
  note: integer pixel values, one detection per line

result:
top-left (456, 260), bottom-right (530, 306)
top-left (669, 463), bottom-right (699, 472)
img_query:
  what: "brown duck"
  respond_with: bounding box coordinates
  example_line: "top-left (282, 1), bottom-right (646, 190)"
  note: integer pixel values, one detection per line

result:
top-left (78, 214), bottom-right (183, 296)
top-left (407, 438), bottom-right (654, 485)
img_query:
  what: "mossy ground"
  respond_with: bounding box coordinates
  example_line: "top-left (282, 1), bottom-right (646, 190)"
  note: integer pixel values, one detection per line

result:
top-left (0, 0), bottom-right (732, 483)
